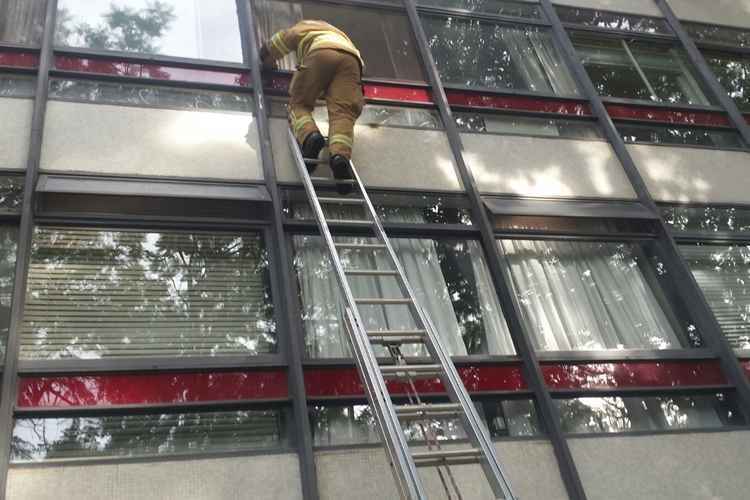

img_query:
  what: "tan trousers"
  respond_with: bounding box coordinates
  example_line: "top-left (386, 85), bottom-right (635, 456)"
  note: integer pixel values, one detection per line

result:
top-left (289, 49), bottom-right (364, 158)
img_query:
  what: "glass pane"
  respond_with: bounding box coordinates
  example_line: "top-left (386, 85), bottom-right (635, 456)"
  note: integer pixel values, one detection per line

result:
top-left (0, 175), bottom-right (23, 213)
top-left (55, 0), bottom-right (243, 62)
top-left (680, 243), bottom-right (750, 350)
top-left (0, 0), bottom-right (45, 45)
top-left (1, 74), bottom-right (36, 98)
top-left (0, 227), bottom-right (18, 358)
top-left (456, 112), bottom-right (602, 139)
top-left (703, 51), bottom-right (750, 112)
top-left (253, 0), bottom-right (425, 81)
top-left (12, 409), bottom-right (287, 461)
top-left (49, 79), bottom-right (253, 112)
top-left (685, 22), bottom-right (750, 49)
top-left (271, 101), bottom-right (442, 130)
top-left (22, 228), bottom-right (276, 359)
top-left (294, 236), bottom-right (514, 358)
top-left (618, 122), bottom-right (744, 148)
top-left (498, 239), bottom-right (685, 351)
top-left (310, 399), bottom-right (540, 445)
top-left (418, 0), bottom-right (541, 19)
top-left (555, 6), bottom-right (671, 35)
top-left (556, 393), bottom-right (744, 434)
top-left (663, 205), bottom-right (750, 234)
top-left (422, 15), bottom-right (579, 95)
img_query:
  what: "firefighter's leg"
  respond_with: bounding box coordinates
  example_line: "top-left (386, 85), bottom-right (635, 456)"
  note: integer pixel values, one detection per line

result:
top-left (325, 52), bottom-right (364, 159)
top-left (288, 50), bottom-right (336, 147)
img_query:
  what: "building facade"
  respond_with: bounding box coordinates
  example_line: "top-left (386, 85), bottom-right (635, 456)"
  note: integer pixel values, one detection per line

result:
top-left (1, 0), bottom-right (750, 498)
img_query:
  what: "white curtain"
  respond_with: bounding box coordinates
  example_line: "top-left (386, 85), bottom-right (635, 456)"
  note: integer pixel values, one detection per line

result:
top-left (499, 239), bottom-right (680, 351)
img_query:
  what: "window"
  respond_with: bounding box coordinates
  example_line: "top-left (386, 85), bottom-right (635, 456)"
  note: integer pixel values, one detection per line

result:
top-left (685, 22), bottom-right (750, 49)
top-left (294, 235), bottom-right (514, 358)
top-left (703, 51), bottom-right (750, 112)
top-left (0, 0), bottom-right (45, 46)
top-left (456, 112), bottom-right (602, 139)
top-left (497, 239), bottom-right (689, 351)
top-left (556, 393), bottom-right (744, 434)
top-left (12, 409), bottom-right (288, 461)
top-left (422, 15), bottom-right (579, 95)
top-left (0, 227), bottom-right (17, 356)
top-left (0, 175), bottom-right (24, 213)
top-left (55, 0), bottom-right (244, 62)
top-left (22, 228), bottom-right (276, 360)
top-left (663, 205), bottom-right (750, 235)
top-left (418, 0), bottom-right (542, 19)
top-left (271, 101), bottom-right (442, 130)
top-left (618, 122), bottom-right (744, 148)
top-left (555, 6), bottom-right (671, 35)
top-left (252, 0), bottom-right (425, 81)
top-left (1, 75), bottom-right (36, 99)
top-left (572, 34), bottom-right (711, 106)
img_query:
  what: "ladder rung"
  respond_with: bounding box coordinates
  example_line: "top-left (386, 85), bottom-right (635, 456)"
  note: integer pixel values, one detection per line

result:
top-left (327, 219), bottom-right (373, 226)
top-left (345, 269), bottom-right (399, 276)
top-left (369, 334), bottom-right (425, 345)
top-left (335, 243), bottom-right (387, 250)
top-left (380, 364), bottom-right (442, 380)
top-left (310, 176), bottom-right (358, 184)
top-left (411, 448), bottom-right (483, 468)
top-left (303, 158), bottom-right (327, 164)
top-left (355, 298), bottom-right (412, 305)
top-left (318, 197), bottom-right (364, 205)
top-left (395, 403), bottom-right (463, 421)
top-left (366, 329), bottom-right (427, 337)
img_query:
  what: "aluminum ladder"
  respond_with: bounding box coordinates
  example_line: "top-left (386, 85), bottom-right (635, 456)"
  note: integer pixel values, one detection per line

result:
top-left (287, 127), bottom-right (516, 500)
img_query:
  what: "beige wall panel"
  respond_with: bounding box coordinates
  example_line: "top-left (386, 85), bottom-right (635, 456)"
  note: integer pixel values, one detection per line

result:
top-left (41, 101), bottom-right (263, 181)
top-left (270, 118), bottom-right (463, 191)
top-left (552, 0), bottom-right (662, 16)
top-left (669, 0), bottom-right (750, 29)
top-left (464, 134), bottom-right (637, 199)
top-left (628, 144), bottom-right (750, 204)
top-left (570, 431), bottom-right (750, 500)
top-left (316, 440), bottom-right (567, 500)
top-left (8, 454), bottom-right (302, 500)
top-left (0, 98), bottom-right (33, 170)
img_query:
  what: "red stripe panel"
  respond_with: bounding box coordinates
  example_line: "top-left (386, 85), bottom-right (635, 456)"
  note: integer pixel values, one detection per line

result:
top-left (606, 103), bottom-right (731, 127)
top-left (304, 364), bottom-right (526, 398)
top-left (542, 360), bottom-right (726, 390)
top-left (54, 56), bottom-right (249, 86)
top-left (741, 360), bottom-right (750, 378)
top-left (0, 51), bottom-right (38, 68)
top-left (18, 370), bottom-right (288, 408)
top-left (446, 89), bottom-right (591, 116)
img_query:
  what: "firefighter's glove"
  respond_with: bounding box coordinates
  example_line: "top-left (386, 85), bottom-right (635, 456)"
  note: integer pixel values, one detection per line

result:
top-left (259, 45), bottom-right (277, 71)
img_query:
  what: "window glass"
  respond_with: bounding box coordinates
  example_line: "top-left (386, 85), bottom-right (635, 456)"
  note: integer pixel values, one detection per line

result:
top-left (0, 227), bottom-right (17, 357)
top-left (418, 0), bottom-right (541, 19)
top-left (310, 399), bottom-right (540, 445)
top-left (497, 239), bottom-right (687, 351)
top-left (0, 0), bottom-right (45, 45)
top-left (703, 51), bottom-right (750, 112)
top-left (422, 15), bottom-right (579, 96)
top-left (680, 243), bottom-right (750, 350)
top-left (556, 393), bottom-right (743, 434)
top-left (572, 34), bottom-right (711, 105)
top-left (294, 235), bottom-right (514, 358)
top-left (685, 22), bottom-right (750, 49)
top-left (0, 176), bottom-right (23, 213)
top-left (663, 205), bottom-right (750, 235)
top-left (1, 75), bottom-right (36, 98)
top-left (456, 112), bottom-right (602, 139)
top-left (253, 0), bottom-right (425, 81)
top-left (12, 409), bottom-right (287, 461)
top-left (555, 6), bottom-right (671, 35)
top-left (271, 101), bottom-right (442, 130)
top-left (55, 0), bottom-right (243, 62)
top-left (49, 79), bottom-right (253, 113)
top-left (22, 228), bottom-right (276, 360)
top-left (618, 122), bottom-right (744, 148)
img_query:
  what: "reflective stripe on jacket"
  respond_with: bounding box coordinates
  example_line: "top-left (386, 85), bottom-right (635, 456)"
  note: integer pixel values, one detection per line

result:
top-left (266, 20), bottom-right (364, 69)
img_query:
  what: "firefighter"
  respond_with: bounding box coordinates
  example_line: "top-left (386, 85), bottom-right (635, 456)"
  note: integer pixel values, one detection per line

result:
top-left (260, 20), bottom-right (364, 194)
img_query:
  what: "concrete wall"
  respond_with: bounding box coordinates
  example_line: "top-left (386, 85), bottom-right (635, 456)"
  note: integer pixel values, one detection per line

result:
top-left (315, 440), bottom-right (567, 500)
top-left (668, 0), bottom-right (750, 29)
top-left (552, 0), bottom-right (663, 17)
top-left (270, 118), bottom-right (463, 191)
top-left (0, 98), bottom-right (33, 170)
top-left (570, 431), bottom-right (750, 500)
top-left (628, 144), bottom-right (750, 204)
top-left (8, 453), bottom-right (302, 500)
top-left (464, 134), bottom-right (637, 199)
top-left (41, 101), bottom-right (264, 181)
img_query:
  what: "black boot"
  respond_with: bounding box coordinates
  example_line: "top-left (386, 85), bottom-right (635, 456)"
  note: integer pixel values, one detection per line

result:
top-left (330, 155), bottom-right (354, 195)
top-left (301, 132), bottom-right (325, 174)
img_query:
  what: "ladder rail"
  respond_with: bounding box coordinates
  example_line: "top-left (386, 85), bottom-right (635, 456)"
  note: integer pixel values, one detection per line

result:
top-left (287, 128), bottom-right (425, 500)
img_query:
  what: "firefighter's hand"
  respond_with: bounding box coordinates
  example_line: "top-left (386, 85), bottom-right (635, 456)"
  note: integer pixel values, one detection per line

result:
top-left (259, 45), bottom-right (277, 71)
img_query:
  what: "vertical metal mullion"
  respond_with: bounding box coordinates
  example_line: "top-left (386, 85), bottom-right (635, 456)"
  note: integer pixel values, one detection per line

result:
top-left (0, 0), bottom-right (57, 497)
top-left (238, 1), bottom-right (319, 499)
top-left (655, 0), bottom-right (750, 146)
top-left (539, 0), bottom-right (750, 422)
top-left (403, 2), bottom-right (588, 499)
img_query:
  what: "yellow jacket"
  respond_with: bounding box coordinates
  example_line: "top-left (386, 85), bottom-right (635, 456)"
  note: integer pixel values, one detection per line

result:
top-left (266, 20), bottom-right (364, 68)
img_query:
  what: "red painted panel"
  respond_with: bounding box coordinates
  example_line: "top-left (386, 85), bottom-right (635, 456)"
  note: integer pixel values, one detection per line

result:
top-left (54, 56), bottom-right (249, 86)
top-left (606, 103), bottom-right (731, 127)
top-left (0, 51), bottom-right (38, 68)
top-left (542, 360), bottom-right (726, 390)
top-left (446, 89), bottom-right (591, 116)
top-left (741, 360), bottom-right (750, 378)
top-left (18, 370), bottom-right (288, 408)
top-left (304, 364), bottom-right (527, 398)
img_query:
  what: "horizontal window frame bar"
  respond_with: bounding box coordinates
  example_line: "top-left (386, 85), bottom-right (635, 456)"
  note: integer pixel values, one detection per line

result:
top-left (306, 390), bottom-right (535, 405)
top-left (485, 196), bottom-right (656, 220)
top-left (613, 116), bottom-right (735, 130)
top-left (32, 216), bottom-right (271, 232)
top-left (619, 139), bottom-right (748, 152)
top-left (416, 5), bottom-right (550, 27)
top-left (278, 0), bottom-right (409, 13)
top-left (671, 233), bottom-right (750, 244)
top-left (561, 23), bottom-right (677, 42)
top-left (301, 355), bottom-right (523, 367)
top-left (443, 83), bottom-right (585, 104)
top-left (285, 220), bottom-right (480, 239)
top-left (601, 96), bottom-right (724, 113)
top-left (48, 69), bottom-right (251, 94)
top-left (0, 43), bottom-right (40, 53)
top-left (548, 384), bottom-right (735, 399)
top-left (51, 47), bottom-right (248, 71)
top-left (493, 230), bottom-right (658, 242)
top-left (456, 129), bottom-right (607, 142)
top-left (536, 348), bottom-right (717, 363)
top-left (0, 66), bottom-right (38, 76)
top-left (695, 42), bottom-right (750, 57)
top-left (564, 425), bottom-right (750, 439)
top-left (312, 434), bottom-right (547, 452)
